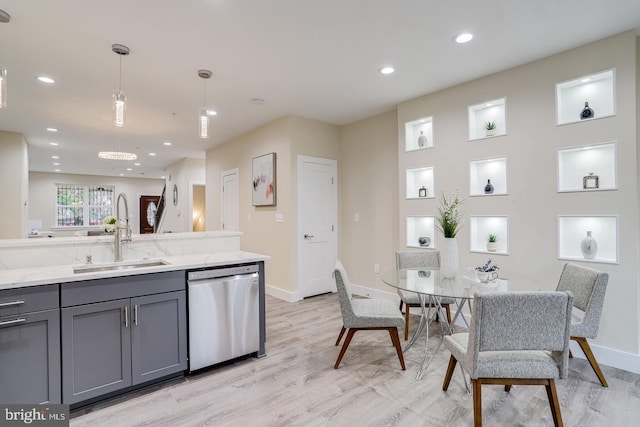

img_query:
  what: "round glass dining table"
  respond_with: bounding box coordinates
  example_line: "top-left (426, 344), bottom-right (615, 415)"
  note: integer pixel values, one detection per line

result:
top-left (381, 268), bottom-right (540, 379)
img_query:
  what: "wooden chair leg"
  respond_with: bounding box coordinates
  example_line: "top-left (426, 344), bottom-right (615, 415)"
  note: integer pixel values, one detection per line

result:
top-left (504, 385), bottom-right (512, 392)
top-left (572, 336), bottom-right (608, 387)
top-left (388, 328), bottom-right (406, 370)
top-left (334, 328), bottom-right (356, 369)
top-left (545, 379), bottom-right (564, 427)
top-left (399, 300), bottom-right (404, 311)
top-left (473, 379), bottom-right (482, 427)
top-left (445, 304), bottom-right (452, 325)
top-left (442, 355), bottom-right (457, 391)
top-left (404, 306), bottom-right (411, 340)
top-left (335, 326), bottom-right (346, 346)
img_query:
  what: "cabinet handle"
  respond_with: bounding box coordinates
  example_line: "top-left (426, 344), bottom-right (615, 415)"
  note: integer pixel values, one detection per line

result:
top-left (0, 318), bottom-right (26, 327)
top-left (134, 304), bottom-right (138, 326)
top-left (124, 306), bottom-right (129, 328)
top-left (0, 300), bottom-right (25, 307)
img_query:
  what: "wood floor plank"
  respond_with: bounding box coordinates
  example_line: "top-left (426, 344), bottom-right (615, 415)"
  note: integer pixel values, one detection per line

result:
top-left (71, 293), bottom-right (640, 426)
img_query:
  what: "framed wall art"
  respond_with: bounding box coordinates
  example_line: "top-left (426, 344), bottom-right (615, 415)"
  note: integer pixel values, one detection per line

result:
top-left (252, 152), bottom-right (276, 206)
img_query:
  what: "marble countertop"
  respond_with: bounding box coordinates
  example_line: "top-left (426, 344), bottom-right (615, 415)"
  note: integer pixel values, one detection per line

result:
top-left (0, 251), bottom-right (269, 291)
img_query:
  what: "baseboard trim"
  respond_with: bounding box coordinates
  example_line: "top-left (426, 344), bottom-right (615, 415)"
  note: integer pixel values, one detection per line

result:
top-left (265, 284), bottom-right (302, 302)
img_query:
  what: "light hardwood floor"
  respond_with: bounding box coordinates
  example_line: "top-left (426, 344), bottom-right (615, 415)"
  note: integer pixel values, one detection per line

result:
top-left (71, 293), bottom-right (640, 426)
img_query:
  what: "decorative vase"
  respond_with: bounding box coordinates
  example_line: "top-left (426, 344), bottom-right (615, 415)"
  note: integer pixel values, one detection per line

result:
top-left (418, 236), bottom-right (431, 247)
top-left (583, 172), bottom-right (599, 189)
top-left (440, 238), bottom-right (459, 278)
top-left (580, 231), bottom-right (598, 260)
top-left (485, 129), bottom-right (496, 137)
top-left (580, 101), bottom-right (594, 120)
top-left (418, 186), bottom-right (427, 198)
top-left (418, 131), bottom-right (427, 148)
top-left (486, 242), bottom-right (497, 252)
top-left (484, 179), bottom-right (494, 194)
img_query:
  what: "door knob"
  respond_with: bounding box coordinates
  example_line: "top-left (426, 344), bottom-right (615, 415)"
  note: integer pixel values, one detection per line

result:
top-left (304, 234), bottom-right (315, 239)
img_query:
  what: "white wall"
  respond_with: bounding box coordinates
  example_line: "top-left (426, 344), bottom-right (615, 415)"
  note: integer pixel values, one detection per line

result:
top-left (29, 172), bottom-right (164, 235)
top-left (396, 32), bottom-right (638, 361)
top-left (0, 131), bottom-right (28, 238)
top-left (160, 158), bottom-right (205, 233)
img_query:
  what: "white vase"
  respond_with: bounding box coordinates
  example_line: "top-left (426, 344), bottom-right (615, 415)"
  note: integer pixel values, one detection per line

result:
top-left (441, 237), bottom-right (459, 278)
top-left (486, 242), bottom-right (497, 252)
top-left (580, 231), bottom-right (598, 260)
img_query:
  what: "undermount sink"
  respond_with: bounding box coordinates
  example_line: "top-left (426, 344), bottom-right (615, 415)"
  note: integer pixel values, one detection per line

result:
top-left (73, 259), bottom-right (170, 274)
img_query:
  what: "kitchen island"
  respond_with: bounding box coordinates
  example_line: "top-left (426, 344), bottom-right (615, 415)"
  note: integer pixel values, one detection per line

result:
top-left (0, 232), bottom-right (269, 408)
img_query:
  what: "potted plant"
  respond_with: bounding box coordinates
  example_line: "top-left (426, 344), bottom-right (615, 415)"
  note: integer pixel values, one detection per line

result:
top-left (484, 120), bottom-right (497, 137)
top-left (436, 191), bottom-right (463, 278)
top-left (487, 234), bottom-right (497, 252)
top-left (475, 259), bottom-right (499, 282)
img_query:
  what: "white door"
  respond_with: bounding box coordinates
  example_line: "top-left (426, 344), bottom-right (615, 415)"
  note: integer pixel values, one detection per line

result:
top-left (221, 169), bottom-right (239, 231)
top-left (298, 156), bottom-right (338, 298)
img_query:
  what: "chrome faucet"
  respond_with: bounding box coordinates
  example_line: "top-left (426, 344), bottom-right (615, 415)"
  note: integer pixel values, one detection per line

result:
top-left (114, 192), bottom-right (132, 261)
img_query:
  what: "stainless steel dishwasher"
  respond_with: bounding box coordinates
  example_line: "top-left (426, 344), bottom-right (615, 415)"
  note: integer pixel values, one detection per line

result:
top-left (187, 264), bottom-right (260, 371)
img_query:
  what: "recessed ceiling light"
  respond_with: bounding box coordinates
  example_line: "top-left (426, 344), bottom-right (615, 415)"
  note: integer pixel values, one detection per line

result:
top-left (134, 162), bottom-right (140, 166)
top-left (207, 110), bottom-right (218, 116)
top-left (53, 162), bottom-right (60, 166)
top-left (46, 127), bottom-right (58, 132)
top-left (54, 169), bottom-right (61, 172)
top-left (379, 67), bottom-right (395, 75)
top-left (51, 155), bottom-right (59, 159)
top-left (149, 152), bottom-right (156, 156)
top-left (581, 78), bottom-right (591, 83)
top-left (37, 76), bottom-right (55, 84)
top-left (250, 98), bottom-right (265, 105)
top-left (119, 173), bottom-right (124, 176)
top-left (163, 141), bottom-right (172, 146)
top-left (485, 103), bottom-right (493, 107)
top-left (454, 33), bottom-right (474, 44)
top-left (126, 168), bottom-right (132, 171)
top-left (49, 142), bottom-right (59, 146)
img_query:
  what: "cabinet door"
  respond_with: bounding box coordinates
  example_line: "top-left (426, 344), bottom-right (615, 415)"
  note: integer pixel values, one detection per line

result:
top-left (0, 309), bottom-right (61, 404)
top-left (62, 299), bottom-right (132, 404)
top-left (131, 291), bottom-right (187, 385)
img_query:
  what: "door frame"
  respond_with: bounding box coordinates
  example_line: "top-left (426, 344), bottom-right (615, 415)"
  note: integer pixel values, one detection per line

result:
top-left (221, 168), bottom-right (239, 231)
top-left (296, 155), bottom-right (338, 301)
top-left (188, 180), bottom-right (205, 232)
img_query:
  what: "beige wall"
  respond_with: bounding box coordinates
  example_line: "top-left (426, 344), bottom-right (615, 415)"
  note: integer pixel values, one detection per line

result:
top-left (161, 158), bottom-right (205, 233)
top-left (29, 172), bottom-right (164, 235)
top-left (397, 31), bottom-right (638, 355)
top-left (339, 110), bottom-right (399, 293)
top-left (0, 131), bottom-right (28, 238)
top-left (205, 116), bottom-right (339, 295)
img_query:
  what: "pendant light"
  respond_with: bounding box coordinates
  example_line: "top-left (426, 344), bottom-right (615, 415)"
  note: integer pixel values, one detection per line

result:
top-left (112, 44), bottom-right (130, 127)
top-left (198, 69), bottom-right (212, 139)
top-left (0, 67), bottom-right (6, 108)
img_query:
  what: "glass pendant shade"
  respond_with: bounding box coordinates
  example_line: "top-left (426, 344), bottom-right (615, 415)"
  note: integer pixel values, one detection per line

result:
top-left (113, 91), bottom-right (126, 127)
top-left (199, 108), bottom-right (209, 139)
top-left (0, 67), bottom-right (6, 108)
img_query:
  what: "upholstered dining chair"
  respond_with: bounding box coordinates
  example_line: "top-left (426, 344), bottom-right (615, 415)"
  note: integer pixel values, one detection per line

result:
top-left (395, 251), bottom-right (453, 340)
top-left (333, 260), bottom-right (405, 370)
top-left (442, 291), bottom-right (573, 427)
top-left (556, 263), bottom-right (609, 386)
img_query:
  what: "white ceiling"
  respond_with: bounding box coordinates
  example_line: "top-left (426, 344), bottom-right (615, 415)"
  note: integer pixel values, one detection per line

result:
top-left (1, 0), bottom-right (639, 179)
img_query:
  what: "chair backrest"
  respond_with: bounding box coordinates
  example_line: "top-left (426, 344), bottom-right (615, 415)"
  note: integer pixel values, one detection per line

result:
top-left (395, 250), bottom-right (440, 269)
top-left (466, 291), bottom-right (574, 378)
top-left (334, 260), bottom-right (356, 324)
top-left (556, 263), bottom-right (608, 338)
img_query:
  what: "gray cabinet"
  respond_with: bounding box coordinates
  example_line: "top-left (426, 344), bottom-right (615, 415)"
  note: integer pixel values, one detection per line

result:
top-left (61, 271), bottom-right (187, 405)
top-left (0, 285), bottom-right (61, 404)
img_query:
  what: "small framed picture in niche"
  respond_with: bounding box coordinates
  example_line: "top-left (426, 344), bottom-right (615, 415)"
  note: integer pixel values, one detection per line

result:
top-left (252, 152), bottom-right (276, 206)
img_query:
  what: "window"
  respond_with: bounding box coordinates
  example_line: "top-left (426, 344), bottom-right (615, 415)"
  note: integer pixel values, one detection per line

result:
top-left (56, 184), bottom-right (114, 227)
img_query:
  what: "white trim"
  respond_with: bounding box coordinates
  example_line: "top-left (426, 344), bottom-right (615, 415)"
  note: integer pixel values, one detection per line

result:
top-left (266, 284), bottom-right (302, 303)
top-left (569, 341), bottom-right (640, 375)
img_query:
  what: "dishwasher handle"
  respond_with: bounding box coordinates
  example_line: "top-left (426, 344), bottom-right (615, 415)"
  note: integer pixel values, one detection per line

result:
top-left (187, 264), bottom-right (259, 281)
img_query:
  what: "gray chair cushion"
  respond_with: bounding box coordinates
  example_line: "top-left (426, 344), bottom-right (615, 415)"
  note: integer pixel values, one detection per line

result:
top-left (556, 263), bottom-right (608, 339)
top-left (334, 260), bottom-right (404, 329)
top-left (395, 251), bottom-right (454, 305)
top-left (444, 291), bottom-right (573, 380)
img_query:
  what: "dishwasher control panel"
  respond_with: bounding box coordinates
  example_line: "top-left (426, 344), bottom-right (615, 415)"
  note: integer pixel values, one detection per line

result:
top-left (187, 264), bottom-right (259, 281)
